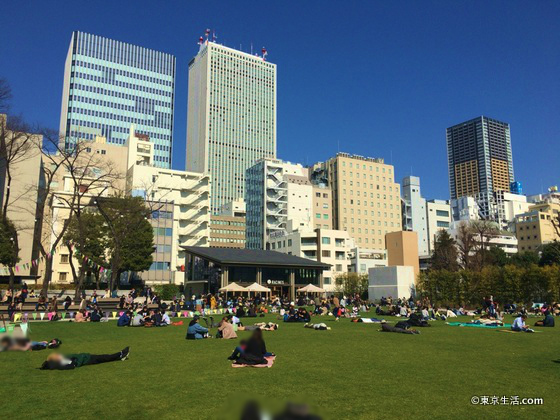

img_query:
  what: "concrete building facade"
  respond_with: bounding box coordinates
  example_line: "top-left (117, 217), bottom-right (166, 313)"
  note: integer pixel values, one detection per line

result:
top-left (401, 176), bottom-right (429, 257)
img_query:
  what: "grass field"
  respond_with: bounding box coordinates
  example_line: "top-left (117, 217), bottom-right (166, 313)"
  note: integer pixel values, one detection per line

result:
top-left (2, 313), bottom-right (558, 420)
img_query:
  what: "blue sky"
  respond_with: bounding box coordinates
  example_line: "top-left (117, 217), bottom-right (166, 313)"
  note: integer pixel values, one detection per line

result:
top-left (1, 1), bottom-right (559, 199)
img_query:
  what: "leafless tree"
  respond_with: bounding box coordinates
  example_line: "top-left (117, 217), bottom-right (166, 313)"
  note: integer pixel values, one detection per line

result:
top-left (456, 222), bottom-right (476, 270)
top-left (469, 220), bottom-right (500, 270)
top-left (0, 114), bottom-right (40, 287)
top-left (32, 129), bottom-right (122, 295)
top-left (0, 78), bottom-right (12, 112)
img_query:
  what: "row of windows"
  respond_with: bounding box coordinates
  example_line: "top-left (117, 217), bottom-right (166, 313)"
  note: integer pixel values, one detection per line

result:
top-left (341, 161), bottom-right (392, 174)
top-left (149, 262), bottom-right (171, 271)
top-left (211, 238), bottom-right (245, 243)
top-left (153, 227), bottom-right (173, 236)
top-left (315, 213), bottom-right (329, 220)
top-left (73, 61), bottom-right (173, 86)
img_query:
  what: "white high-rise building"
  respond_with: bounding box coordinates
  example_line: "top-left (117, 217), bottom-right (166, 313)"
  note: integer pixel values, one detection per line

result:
top-left (401, 176), bottom-right (429, 257)
top-left (245, 158), bottom-right (313, 250)
top-left (186, 40), bottom-right (277, 214)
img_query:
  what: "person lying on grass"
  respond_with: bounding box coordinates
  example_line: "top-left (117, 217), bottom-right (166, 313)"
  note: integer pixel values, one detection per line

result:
top-left (238, 322), bottom-right (278, 331)
top-left (40, 347), bottom-right (129, 370)
top-left (228, 329), bottom-right (274, 365)
top-left (512, 314), bottom-right (534, 333)
top-left (186, 316), bottom-right (210, 339)
top-left (304, 322), bottom-right (330, 330)
top-left (380, 323), bottom-right (420, 335)
top-left (1, 336), bottom-right (61, 352)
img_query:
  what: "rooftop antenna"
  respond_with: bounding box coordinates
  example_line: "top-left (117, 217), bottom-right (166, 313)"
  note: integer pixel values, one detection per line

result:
top-left (262, 47), bottom-right (268, 61)
top-left (250, 42), bottom-right (253, 55)
top-left (212, 31), bottom-right (218, 43)
top-left (205, 28), bottom-right (211, 43)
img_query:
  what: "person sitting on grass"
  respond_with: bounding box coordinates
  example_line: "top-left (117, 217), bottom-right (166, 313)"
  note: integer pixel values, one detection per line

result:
top-left (512, 314), bottom-right (534, 332)
top-left (186, 316), bottom-right (210, 339)
top-left (40, 347), bottom-right (129, 370)
top-left (117, 311), bottom-right (132, 327)
top-left (534, 311), bottom-right (555, 328)
top-left (157, 310), bottom-right (171, 327)
top-left (131, 312), bottom-right (144, 327)
top-left (227, 339), bottom-right (248, 360)
top-left (231, 329), bottom-right (274, 365)
top-left (217, 316), bottom-right (237, 339)
top-left (74, 310), bottom-right (89, 322)
top-left (1, 336), bottom-right (61, 352)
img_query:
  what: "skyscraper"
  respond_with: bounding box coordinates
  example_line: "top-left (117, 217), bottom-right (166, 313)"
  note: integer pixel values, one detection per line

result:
top-left (186, 40), bottom-right (276, 214)
top-left (59, 31), bottom-right (176, 168)
top-left (446, 116), bottom-right (514, 200)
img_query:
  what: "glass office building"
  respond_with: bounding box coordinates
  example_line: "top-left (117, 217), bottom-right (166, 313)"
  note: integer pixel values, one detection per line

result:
top-left (59, 31), bottom-right (176, 167)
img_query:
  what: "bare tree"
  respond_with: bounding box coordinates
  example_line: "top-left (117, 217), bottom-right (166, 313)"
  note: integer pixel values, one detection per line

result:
top-left (470, 220), bottom-right (500, 270)
top-left (0, 78), bottom-right (12, 112)
top-left (32, 129), bottom-right (122, 295)
top-left (0, 114), bottom-right (39, 287)
top-left (456, 222), bottom-right (476, 270)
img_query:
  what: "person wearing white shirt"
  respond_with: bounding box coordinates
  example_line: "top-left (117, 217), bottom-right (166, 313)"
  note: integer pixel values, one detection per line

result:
top-left (512, 314), bottom-right (533, 332)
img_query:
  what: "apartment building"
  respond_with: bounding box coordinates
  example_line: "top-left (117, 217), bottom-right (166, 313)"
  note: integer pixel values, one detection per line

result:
top-left (515, 201), bottom-right (560, 252)
top-left (315, 153), bottom-right (402, 248)
top-left (426, 199), bottom-right (451, 254)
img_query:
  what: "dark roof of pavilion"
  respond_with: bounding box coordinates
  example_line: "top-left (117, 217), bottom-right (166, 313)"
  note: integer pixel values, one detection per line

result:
top-left (182, 246), bottom-right (331, 269)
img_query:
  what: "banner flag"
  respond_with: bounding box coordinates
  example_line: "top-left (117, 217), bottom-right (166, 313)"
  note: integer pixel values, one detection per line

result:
top-left (112, 312), bottom-right (117, 318)
top-left (32, 313), bottom-right (37, 320)
top-left (177, 311), bottom-right (181, 317)
top-left (61, 312), bottom-right (67, 319)
top-left (20, 323), bottom-right (29, 336)
top-left (40, 312), bottom-right (45, 320)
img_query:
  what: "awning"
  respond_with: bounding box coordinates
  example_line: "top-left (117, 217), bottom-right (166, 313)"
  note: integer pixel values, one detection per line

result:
top-left (297, 283), bottom-right (325, 293)
top-left (218, 282), bottom-right (248, 292)
top-left (245, 282), bottom-right (272, 292)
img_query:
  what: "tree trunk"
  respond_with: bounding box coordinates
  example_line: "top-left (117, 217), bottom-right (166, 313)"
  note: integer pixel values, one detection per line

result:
top-left (8, 266), bottom-right (15, 289)
top-left (41, 256), bottom-right (53, 296)
top-left (94, 270), bottom-right (100, 289)
top-left (67, 244), bottom-right (79, 284)
top-left (74, 268), bottom-right (85, 301)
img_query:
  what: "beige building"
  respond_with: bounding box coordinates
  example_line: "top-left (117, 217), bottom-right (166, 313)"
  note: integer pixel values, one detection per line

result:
top-left (49, 126), bottom-right (210, 285)
top-left (315, 153), bottom-right (402, 248)
top-left (312, 185), bottom-right (333, 229)
top-left (385, 231), bottom-right (419, 279)
top-left (0, 114), bottom-right (43, 281)
top-left (209, 215), bottom-right (245, 249)
top-left (515, 201), bottom-right (560, 252)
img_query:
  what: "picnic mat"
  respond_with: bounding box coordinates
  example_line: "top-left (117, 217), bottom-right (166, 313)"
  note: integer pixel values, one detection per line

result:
top-left (497, 329), bottom-right (542, 333)
top-left (447, 322), bottom-right (512, 329)
top-left (232, 356), bottom-right (276, 368)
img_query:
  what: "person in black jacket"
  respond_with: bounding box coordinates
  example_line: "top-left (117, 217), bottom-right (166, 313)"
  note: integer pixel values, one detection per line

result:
top-left (40, 347), bottom-right (130, 370)
top-left (233, 329), bottom-right (274, 365)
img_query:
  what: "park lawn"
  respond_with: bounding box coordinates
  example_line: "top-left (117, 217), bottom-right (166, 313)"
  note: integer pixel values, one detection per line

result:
top-left (1, 314), bottom-right (558, 420)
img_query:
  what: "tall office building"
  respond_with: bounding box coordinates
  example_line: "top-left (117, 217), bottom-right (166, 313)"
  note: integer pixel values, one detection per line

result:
top-left (314, 153), bottom-right (402, 249)
top-left (59, 31), bottom-right (176, 168)
top-left (186, 40), bottom-right (277, 214)
top-left (446, 116), bottom-right (514, 200)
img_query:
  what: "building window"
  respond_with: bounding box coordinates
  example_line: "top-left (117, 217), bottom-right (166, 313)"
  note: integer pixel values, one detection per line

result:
top-left (322, 237), bottom-right (331, 245)
top-left (60, 254), bottom-right (69, 264)
top-left (59, 272), bottom-right (67, 281)
top-left (322, 250), bottom-right (331, 258)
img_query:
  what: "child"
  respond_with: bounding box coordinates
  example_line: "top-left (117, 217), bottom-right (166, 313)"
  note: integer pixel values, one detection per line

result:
top-left (227, 339), bottom-right (248, 360)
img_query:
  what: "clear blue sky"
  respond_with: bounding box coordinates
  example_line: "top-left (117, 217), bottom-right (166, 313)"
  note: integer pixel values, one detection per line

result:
top-left (1, 1), bottom-right (559, 199)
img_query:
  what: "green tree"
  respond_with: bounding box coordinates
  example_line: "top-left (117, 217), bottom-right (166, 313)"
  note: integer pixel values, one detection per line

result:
top-left (431, 230), bottom-right (459, 271)
top-left (510, 251), bottom-right (540, 268)
top-left (0, 215), bottom-right (18, 272)
top-left (96, 195), bottom-right (154, 290)
top-left (334, 272), bottom-right (369, 298)
top-left (485, 246), bottom-right (508, 267)
top-left (540, 242), bottom-right (560, 266)
top-left (64, 211), bottom-right (108, 298)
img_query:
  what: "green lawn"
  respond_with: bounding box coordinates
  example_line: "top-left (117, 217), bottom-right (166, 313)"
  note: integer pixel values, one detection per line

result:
top-left (2, 314), bottom-right (558, 420)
